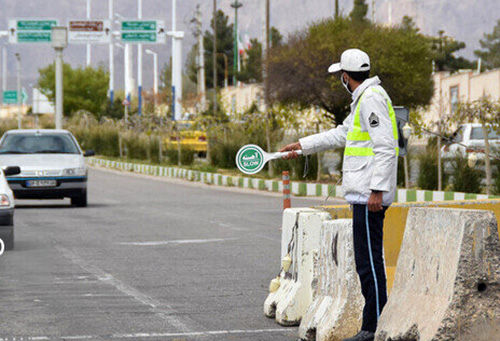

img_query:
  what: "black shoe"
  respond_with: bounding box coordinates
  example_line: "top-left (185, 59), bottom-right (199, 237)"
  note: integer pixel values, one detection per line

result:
top-left (342, 330), bottom-right (375, 341)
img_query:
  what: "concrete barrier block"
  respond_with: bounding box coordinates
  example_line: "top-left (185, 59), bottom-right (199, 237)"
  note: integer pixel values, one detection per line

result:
top-left (264, 208), bottom-right (331, 326)
top-left (299, 219), bottom-right (363, 341)
top-left (376, 207), bottom-right (500, 341)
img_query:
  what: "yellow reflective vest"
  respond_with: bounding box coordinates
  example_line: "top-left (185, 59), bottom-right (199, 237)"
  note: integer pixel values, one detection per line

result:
top-left (299, 76), bottom-right (398, 205)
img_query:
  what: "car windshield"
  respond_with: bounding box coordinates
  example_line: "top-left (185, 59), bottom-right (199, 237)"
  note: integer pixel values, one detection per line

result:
top-left (470, 127), bottom-right (500, 140)
top-left (0, 133), bottom-right (80, 154)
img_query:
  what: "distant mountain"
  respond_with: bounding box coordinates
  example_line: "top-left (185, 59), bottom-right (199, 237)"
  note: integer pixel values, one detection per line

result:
top-left (0, 0), bottom-right (497, 102)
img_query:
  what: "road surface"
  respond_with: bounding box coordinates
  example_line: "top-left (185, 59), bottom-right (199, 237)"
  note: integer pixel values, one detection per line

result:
top-left (0, 168), bottom-right (343, 340)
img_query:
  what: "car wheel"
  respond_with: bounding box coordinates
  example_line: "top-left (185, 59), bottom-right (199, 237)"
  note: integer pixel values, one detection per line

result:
top-left (1, 229), bottom-right (14, 251)
top-left (71, 190), bottom-right (87, 207)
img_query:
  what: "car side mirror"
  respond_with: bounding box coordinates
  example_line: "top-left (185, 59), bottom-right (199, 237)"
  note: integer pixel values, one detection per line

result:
top-left (3, 166), bottom-right (21, 176)
top-left (84, 150), bottom-right (95, 157)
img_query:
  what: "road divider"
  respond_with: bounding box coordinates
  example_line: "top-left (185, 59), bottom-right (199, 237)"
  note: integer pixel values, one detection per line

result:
top-left (298, 219), bottom-right (363, 341)
top-left (376, 207), bottom-right (500, 340)
top-left (265, 200), bottom-right (500, 339)
top-left (87, 157), bottom-right (498, 203)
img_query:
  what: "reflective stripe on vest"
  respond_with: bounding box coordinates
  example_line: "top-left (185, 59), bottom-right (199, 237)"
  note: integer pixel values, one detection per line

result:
top-left (345, 87), bottom-right (399, 157)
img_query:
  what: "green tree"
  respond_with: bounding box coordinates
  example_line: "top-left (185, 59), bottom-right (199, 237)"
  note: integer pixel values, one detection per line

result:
top-left (474, 19), bottom-right (500, 69)
top-left (37, 64), bottom-right (109, 117)
top-left (237, 38), bottom-right (262, 83)
top-left (431, 30), bottom-right (474, 72)
top-left (350, 0), bottom-right (368, 22)
top-left (268, 16), bottom-right (434, 124)
top-left (203, 10), bottom-right (234, 88)
top-left (270, 27), bottom-right (283, 47)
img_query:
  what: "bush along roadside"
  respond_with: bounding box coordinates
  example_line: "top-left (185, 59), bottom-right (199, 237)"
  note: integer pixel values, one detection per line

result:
top-left (88, 157), bottom-right (499, 203)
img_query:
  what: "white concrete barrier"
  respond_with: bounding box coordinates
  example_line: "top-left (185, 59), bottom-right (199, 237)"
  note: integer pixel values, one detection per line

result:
top-left (298, 219), bottom-right (364, 341)
top-left (264, 208), bottom-right (331, 326)
top-left (376, 207), bottom-right (500, 341)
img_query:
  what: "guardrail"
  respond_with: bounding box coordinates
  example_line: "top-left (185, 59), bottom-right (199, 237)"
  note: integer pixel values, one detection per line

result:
top-left (87, 157), bottom-right (498, 203)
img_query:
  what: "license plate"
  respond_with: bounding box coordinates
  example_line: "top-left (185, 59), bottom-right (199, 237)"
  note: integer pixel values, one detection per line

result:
top-left (26, 180), bottom-right (57, 187)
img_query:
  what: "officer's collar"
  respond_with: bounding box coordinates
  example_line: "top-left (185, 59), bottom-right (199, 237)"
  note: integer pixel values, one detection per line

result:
top-left (351, 76), bottom-right (381, 102)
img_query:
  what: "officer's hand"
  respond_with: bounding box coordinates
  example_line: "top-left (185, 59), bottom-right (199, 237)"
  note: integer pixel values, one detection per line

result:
top-left (279, 142), bottom-right (302, 160)
top-left (368, 191), bottom-right (383, 212)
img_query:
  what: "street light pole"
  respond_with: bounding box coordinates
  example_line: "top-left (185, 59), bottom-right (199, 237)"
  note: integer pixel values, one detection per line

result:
top-left (15, 53), bottom-right (21, 129)
top-left (108, 0), bottom-right (114, 104)
top-left (52, 26), bottom-right (68, 130)
top-left (137, 0), bottom-right (143, 116)
top-left (230, 1), bottom-right (243, 86)
top-left (213, 0), bottom-right (217, 117)
top-left (145, 49), bottom-right (158, 109)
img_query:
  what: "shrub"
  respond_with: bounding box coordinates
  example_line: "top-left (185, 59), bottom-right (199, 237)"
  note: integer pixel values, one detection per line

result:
top-left (449, 153), bottom-right (482, 193)
top-left (271, 153), bottom-right (318, 180)
top-left (417, 138), bottom-right (446, 190)
top-left (166, 147), bottom-right (196, 166)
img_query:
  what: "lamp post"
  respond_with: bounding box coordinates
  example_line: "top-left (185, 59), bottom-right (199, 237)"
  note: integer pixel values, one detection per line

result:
top-left (51, 26), bottom-right (68, 130)
top-left (108, 0), bottom-right (114, 104)
top-left (402, 123), bottom-right (413, 189)
top-left (230, 1), bottom-right (243, 86)
top-left (15, 53), bottom-right (21, 129)
top-left (137, 0), bottom-right (143, 116)
top-left (145, 49), bottom-right (158, 109)
top-left (115, 42), bottom-right (131, 121)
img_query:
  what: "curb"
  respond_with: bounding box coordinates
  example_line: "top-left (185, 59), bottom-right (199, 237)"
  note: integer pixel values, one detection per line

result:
top-left (87, 157), bottom-right (497, 203)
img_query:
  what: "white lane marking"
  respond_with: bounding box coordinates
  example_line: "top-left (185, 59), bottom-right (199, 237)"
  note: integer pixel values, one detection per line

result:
top-left (56, 246), bottom-right (198, 333)
top-left (118, 238), bottom-right (236, 246)
top-left (24, 329), bottom-right (294, 340)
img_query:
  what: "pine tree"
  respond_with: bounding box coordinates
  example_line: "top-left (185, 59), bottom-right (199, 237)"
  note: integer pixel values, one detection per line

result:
top-left (350, 0), bottom-right (368, 22)
top-left (475, 19), bottom-right (500, 69)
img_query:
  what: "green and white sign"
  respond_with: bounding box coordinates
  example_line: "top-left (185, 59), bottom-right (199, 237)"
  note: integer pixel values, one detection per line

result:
top-left (8, 19), bottom-right (59, 44)
top-left (2, 90), bottom-right (28, 105)
top-left (120, 20), bottom-right (165, 44)
top-left (235, 144), bottom-right (303, 175)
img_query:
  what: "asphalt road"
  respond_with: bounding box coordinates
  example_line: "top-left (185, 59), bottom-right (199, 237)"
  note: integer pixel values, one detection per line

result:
top-left (0, 168), bottom-right (344, 341)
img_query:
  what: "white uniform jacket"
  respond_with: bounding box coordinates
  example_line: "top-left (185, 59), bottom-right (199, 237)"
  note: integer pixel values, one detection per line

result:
top-left (299, 76), bottom-right (398, 206)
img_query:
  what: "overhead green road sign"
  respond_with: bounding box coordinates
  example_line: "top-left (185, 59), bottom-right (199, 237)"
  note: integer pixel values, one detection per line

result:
top-left (17, 32), bottom-right (52, 43)
top-left (8, 19), bottom-right (59, 44)
top-left (120, 19), bottom-right (165, 44)
top-left (17, 20), bottom-right (57, 31)
top-left (121, 21), bottom-right (157, 31)
top-left (122, 32), bottom-right (157, 43)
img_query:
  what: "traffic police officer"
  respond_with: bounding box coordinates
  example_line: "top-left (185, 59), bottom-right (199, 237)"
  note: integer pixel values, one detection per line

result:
top-left (281, 48), bottom-right (399, 341)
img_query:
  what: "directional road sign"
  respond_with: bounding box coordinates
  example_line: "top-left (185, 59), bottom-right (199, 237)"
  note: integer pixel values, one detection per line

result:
top-left (8, 19), bottom-right (59, 44)
top-left (2, 90), bottom-right (27, 105)
top-left (120, 20), bottom-right (165, 44)
top-left (68, 19), bottom-right (111, 44)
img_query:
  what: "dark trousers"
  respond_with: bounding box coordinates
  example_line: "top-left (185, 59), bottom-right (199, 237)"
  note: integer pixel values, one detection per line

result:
top-left (352, 204), bottom-right (388, 332)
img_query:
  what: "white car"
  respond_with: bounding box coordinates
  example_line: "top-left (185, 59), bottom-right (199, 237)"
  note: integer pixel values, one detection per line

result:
top-left (441, 123), bottom-right (500, 160)
top-left (0, 129), bottom-right (94, 207)
top-left (0, 165), bottom-right (21, 250)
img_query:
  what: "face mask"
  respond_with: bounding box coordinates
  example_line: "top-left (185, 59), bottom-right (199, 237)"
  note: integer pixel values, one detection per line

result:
top-left (341, 73), bottom-right (353, 94)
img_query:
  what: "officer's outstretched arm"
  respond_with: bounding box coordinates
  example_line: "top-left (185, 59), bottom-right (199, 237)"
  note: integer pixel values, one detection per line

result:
top-left (298, 118), bottom-right (350, 155)
top-left (362, 94), bottom-right (398, 193)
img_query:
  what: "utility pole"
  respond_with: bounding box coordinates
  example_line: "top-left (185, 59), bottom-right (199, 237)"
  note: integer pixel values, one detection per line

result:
top-left (335, 0), bottom-right (339, 18)
top-left (2, 46), bottom-right (7, 93)
top-left (86, 0), bottom-right (91, 66)
top-left (194, 4), bottom-right (206, 111)
top-left (145, 49), bottom-right (158, 108)
top-left (52, 27), bottom-right (68, 130)
top-left (108, 0), bottom-right (114, 104)
top-left (171, 0), bottom-right (184, 121)
top-left (230, 1), bottom-right (243, 86)
top-left (137, 0), bottom-right (143, 115)
top-left (15, 53), bottom-right (21, 129)
top-left (213, 0), bottom-right (217, 116)
top-left (371, 0), bottom-right (375, 22)
top-left (264, 0), bottom-right (272, 175)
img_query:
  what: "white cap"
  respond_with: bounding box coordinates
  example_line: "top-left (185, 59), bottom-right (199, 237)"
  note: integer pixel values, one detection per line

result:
top-left (328, 48), bottom-right (370, 73)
